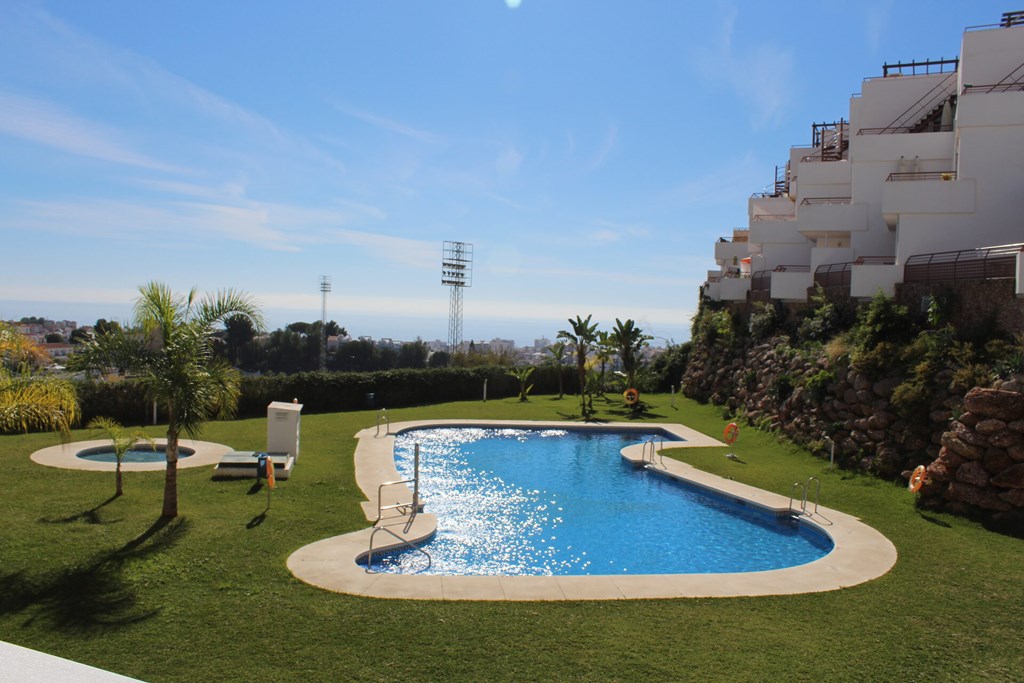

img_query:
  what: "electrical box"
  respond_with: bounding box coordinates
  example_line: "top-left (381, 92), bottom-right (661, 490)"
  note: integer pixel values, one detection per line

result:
top-left (267, 401), bottom-right (303, 460)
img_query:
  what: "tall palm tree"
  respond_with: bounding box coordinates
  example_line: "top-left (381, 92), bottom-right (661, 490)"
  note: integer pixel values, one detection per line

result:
top-left (557, 314), bottom-right (598, 418)
top-left (72, 282), bottom-right (264, 517)
top-left (609, 318), bottom-right (652, 391)
top-left (0, 323), bottom-right (79, 435)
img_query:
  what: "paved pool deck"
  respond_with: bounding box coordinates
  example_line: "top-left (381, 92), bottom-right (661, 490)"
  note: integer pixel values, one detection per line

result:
top-left (31, 439), bottom-right (232, 472)
top-left (287, 420), bottom-right (897, 600)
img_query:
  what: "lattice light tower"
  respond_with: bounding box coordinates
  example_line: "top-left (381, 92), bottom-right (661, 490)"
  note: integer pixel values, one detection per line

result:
top-left (441, 241), bottom-right (473, 360)
top-left (319, 275), bottom-right (331, 371)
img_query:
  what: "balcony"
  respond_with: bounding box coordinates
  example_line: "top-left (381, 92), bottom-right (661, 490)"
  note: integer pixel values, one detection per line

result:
top-left (904, 243), bottom-right (1023, 283)
top-left (770, 264), bottom-right (813, 302)
top-left (881, 173), bottom-right (975, 228)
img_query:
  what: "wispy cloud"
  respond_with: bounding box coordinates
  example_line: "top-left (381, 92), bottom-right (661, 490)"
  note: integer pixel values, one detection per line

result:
top-left (0, 91), bottom-right (186, 172)
top-left (495, 144), bottom-right (524, 176)
top-left (585, 125), bottom-right (618, 172)
top-left (334, 103), bottom-right (444, 144)
top-left (862, 0), bottom-right (894, 53)
top-left (690, 3), bottom-right (794, 128)
top-left (666, 152), bottom-right (761, 206)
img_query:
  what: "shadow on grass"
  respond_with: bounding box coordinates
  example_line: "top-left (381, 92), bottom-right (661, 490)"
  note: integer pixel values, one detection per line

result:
top-left (41, 494), bottom-right (121, 525)
top-left (0, 516), bottom-right (188, 633)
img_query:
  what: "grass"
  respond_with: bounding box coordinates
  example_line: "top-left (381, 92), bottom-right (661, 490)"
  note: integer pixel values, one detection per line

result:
top-left (1, 392), bottom-right (1022, 682)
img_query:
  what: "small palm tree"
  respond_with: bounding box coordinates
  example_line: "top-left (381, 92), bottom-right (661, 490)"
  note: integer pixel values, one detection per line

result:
top-left (545, 342), bottom-right (567, 398)
top-left (506, 366), bottom-right (535, 402)
top-left (609, 318), bottom-right (652, 392)
top-left (0, 322), bottom-right (79, 435)
top-left (558, 314), bottom-right (599, 418)
top-left (88, 416), bottom-right (155, 497)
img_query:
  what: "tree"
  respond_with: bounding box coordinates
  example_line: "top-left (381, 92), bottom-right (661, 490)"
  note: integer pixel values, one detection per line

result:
top-left (71, 282), bottom-right (264, 518)
top-left (0, 322), bottom-right (79, 435)
top-left (397, 339), bottom-right (428, 369)
top-left (88, 416), bottom-right (155, 497)
top-left (69, 328), bottom-right (92, 344)
top-left (428, 350), bottom-right (450, 368)
top-left (223, 314), bottom-right (255, 366)
top-left (558, 314), bottom-right (599, 418)
top-left (507, 366), bottom-right (535, 402)
top-left (594, 331), bottom-right (614, 395)
top-left (546, 342), bottom-right (567, 398)
top-left (95, 318), bottom-right (122, 335)
top-left (44, 332), bottom-right (63, 343)
top-left (609, 318), bottom-right (652, 391)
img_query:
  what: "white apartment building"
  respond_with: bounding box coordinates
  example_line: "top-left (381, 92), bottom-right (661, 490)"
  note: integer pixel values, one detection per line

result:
top-left (705, 12), bottom-right (1024, 305)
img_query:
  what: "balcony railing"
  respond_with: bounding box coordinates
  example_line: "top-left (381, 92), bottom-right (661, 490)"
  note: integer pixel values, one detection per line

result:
top-left (904, 243), bottom-right (1023, 283)
top-left (885, 171), bottom-right (957, 182)
top-left (773, 264), bottom-right (810, 273)
top-left (751, 213), bottom-right (796, 221)
top-left (751, 270), bottom-right (771, 293)
top-left (881, 58), bottom-right (959, 78)
top-left (800, 197), bottom-right (852, 206)
top-left (814, 257), bottom-right (895, 288)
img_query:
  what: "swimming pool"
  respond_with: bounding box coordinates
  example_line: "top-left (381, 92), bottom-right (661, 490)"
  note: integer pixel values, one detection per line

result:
top-left (76, 444), bottom-right (195, 463)
top-left (366, 427), bottom-right (833, 576)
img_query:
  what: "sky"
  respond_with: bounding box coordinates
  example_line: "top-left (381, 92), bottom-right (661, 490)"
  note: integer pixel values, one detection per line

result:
top-left (0, 1), bottom-right (1011, 346)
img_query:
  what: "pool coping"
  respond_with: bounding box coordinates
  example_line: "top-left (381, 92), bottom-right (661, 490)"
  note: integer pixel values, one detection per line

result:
top-left (286, 420), bottom-right (898, 600)
top-left (30, 439), bottom-right (233, 472)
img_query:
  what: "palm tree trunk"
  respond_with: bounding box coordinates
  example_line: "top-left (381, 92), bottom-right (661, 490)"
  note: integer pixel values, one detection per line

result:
top-left (116, 462), bottom-right (123, 497)
top-left (162, 411), bottom-right (179, 518)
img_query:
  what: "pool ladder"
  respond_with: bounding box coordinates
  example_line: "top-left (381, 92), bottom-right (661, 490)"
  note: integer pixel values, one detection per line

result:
top-left (789, 477), bottom-right (820, 517)
top-left (375, 408), bottom-right (390, 437)
top-left (642, 437), bottom-right (664, 469)
top-left (366, 443), bottom-right (431, 572)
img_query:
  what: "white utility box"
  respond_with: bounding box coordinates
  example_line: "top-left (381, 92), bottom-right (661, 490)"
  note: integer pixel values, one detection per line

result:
top-left (267, 401), bottom-right (303, 460)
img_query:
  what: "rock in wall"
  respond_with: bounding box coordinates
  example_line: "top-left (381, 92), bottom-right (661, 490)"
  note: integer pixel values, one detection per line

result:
top-left (919, 385), bottom-right (1024, 530)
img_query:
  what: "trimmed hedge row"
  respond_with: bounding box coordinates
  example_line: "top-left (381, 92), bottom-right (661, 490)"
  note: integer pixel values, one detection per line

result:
top-left (74, 365), bottom-right (575, 427)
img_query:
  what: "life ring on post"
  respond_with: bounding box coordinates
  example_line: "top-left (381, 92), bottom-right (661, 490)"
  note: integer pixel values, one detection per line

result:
top-left (908, 465), bottom-right (926, 493)
top-left (623, 388), bottom-right (639, 406)
top-left (723, 422), bottom-right (740, 445)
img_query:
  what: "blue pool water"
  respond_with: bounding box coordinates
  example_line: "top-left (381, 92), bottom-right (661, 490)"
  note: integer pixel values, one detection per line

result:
top-left (77, 445), bottom-right (195, 463)
top-left (368, 427), bottom-right (833, 576)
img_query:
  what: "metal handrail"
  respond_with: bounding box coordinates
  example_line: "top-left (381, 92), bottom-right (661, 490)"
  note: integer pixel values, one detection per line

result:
top-left (751, 213), bottom-right (796, 221)
top-left (805, 477), bottom-right (821, 515)
top-left (800, 197), bottom-right (851, 206)
top-left (789, 482), bottom-right (806, 516)
top-left (885, 171), bottom-right (957, 182)
top-left (858, 70), bottom-right (957, 136)
top-left (773, 264), bottom-right (810, 273)
top-left (375, 408), bottom-right (389, 437)
top-left (642, 437), bottom-right (664, 468)
top-left (963, 58), bottom-right (1024, 95)
top-left (365, 526), bottom-right (432, 573)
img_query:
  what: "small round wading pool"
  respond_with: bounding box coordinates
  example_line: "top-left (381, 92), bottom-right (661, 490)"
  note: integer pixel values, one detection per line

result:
top-left (76, 444), bottom-right (195, 464)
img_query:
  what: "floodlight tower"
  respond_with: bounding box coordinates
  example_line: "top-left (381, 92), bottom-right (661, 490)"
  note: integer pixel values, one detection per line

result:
top-left (319, 275), bottom-right (331, 371)
top-left (441, 241), bottom-right (473, 362)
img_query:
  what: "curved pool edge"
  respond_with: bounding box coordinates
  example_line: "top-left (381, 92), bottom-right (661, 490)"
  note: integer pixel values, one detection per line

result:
top-left (286, 419), bottom-right (897, 601)
top-left (30, 439), bottom-right (233, 472)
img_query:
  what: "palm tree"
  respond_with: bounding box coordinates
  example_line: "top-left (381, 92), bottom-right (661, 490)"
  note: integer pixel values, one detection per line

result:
top-left (557, 314), bottom-right (598, 418)
top-left (88, 416), bottom-right (155, 497)
top-left (0, 322), bottom-right (79, 435)
top-left (545, 342), bottom-right (567, 398)
top-left (72, 282), bottom-right (264, 517)
top-left (506, 366), bottom-right (535, 402)
top-left (609, 318), bottom-right (652, 391)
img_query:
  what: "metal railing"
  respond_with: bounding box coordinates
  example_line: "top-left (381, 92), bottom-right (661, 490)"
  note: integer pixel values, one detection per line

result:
top-left (962, 59), bottom-right (1024, 95)
top-left (904, 243), bottom-right (1023, 283)
top-left (773, 264), bottom-right (810, 273)
top-left (800, 197), bottom-right (851, 206)
top-left (375, 408), bottom-right (390, 437)
top-left (885, 171), bottom-right (957, 182)
top-left (882, 57), bottom-right (959, 77)
top-left (751, 270), bottom-right (771, 293)
top-left (789, 477), bottom-right (821, 517)
top-left (753, 214), bottom-right (798, 222)
top-left (858, 70), bottom-right (958, 135)
top-left (641, 437), bottom-right (664, 469)
top-left (813, 262), bottom-right (852, 288)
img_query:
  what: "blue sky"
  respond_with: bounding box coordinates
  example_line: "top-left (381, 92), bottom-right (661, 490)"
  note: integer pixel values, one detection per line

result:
top-left (0, 1), bottom-right (1009, 345)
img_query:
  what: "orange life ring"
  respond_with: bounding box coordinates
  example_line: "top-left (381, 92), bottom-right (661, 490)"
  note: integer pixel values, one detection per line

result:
top-left (908, 465), bottom-right (926, 493)
top-left (724, 422), bottom-right (740, 445)
top-left (623, 388), bottom-right (639, 406)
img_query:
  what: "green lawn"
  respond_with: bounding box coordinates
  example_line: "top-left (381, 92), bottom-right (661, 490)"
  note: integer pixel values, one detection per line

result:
top-left (1, 394), bottom-right (1021, 682)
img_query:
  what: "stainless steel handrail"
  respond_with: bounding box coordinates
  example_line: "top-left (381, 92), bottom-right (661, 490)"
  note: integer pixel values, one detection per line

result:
top-left (365, 526), bottom-right (432, 573)
top-left (375, 408), bottom-right (390, 437)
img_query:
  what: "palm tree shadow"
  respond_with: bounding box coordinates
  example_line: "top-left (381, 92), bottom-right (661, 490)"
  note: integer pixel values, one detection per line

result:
top-left (0, 516), bottom-right (188, 633)
top-left (41, 494), bottom-right (121, 525)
